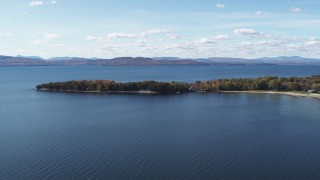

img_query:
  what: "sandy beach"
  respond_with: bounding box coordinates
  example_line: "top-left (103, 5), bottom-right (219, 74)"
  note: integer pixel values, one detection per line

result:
top-left (220, 90), bottom-right (320, 99)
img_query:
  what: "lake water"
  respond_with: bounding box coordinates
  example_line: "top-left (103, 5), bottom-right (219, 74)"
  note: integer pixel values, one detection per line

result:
top-left (1, 65), bottom-right (320, 179)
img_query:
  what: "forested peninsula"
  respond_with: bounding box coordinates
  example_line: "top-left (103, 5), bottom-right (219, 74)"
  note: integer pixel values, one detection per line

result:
top-left (36, 75), bottom-right (320, 98)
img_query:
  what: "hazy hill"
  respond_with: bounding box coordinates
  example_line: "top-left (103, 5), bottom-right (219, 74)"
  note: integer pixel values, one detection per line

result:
top-left (256, 56), bottom-right (320, 65)
top-left (0, 55), bottom-right (319, 66)
top-left (0, 56), bottom-right (206, 66)
top-left (0, 56), bottom-right (48, 66)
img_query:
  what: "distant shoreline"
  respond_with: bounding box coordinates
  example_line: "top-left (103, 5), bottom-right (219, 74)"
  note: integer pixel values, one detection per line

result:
top-left (2, 55), bottom-right (320, 66)
top-left (220, 90), bottom-right (320, 99)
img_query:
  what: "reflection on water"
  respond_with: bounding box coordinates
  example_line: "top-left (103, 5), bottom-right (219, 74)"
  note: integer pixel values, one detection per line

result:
top-left (1, 66), bottom-right (320, 179)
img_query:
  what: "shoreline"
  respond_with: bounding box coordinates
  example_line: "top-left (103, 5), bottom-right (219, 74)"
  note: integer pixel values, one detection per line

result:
top-left (220, 90), bottom-right (320, 99)
top-left (36, 88), bottom-right (159, 94)
top-left (37, 88), bottom-right (320, 99)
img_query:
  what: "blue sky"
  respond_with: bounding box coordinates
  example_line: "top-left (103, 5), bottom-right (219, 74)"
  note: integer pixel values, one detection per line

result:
top-left (0, 0), bottom-right (319, 58)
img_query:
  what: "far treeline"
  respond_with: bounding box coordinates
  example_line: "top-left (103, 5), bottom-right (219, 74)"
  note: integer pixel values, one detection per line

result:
top-left (36, 75), bottom-right (320, 93)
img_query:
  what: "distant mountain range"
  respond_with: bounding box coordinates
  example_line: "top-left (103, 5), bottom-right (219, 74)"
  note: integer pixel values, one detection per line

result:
top-left (0, 55), bottom-right (320, 67)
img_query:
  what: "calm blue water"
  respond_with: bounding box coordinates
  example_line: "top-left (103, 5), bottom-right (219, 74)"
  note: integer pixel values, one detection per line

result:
top-left (1, 65), bottom-right (320, 179)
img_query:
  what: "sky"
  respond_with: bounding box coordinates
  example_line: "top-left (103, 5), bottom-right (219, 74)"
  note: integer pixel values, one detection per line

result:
top-left (0, 0), bottom-right (320, 59)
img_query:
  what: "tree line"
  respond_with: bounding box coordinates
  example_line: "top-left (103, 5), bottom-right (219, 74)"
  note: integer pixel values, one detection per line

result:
top-left (36, 80), bottom-right (191, 93)
top-left (36, 75), bottom-right (320, 93)
top-left (195, 75), bottom-right (320, 92)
